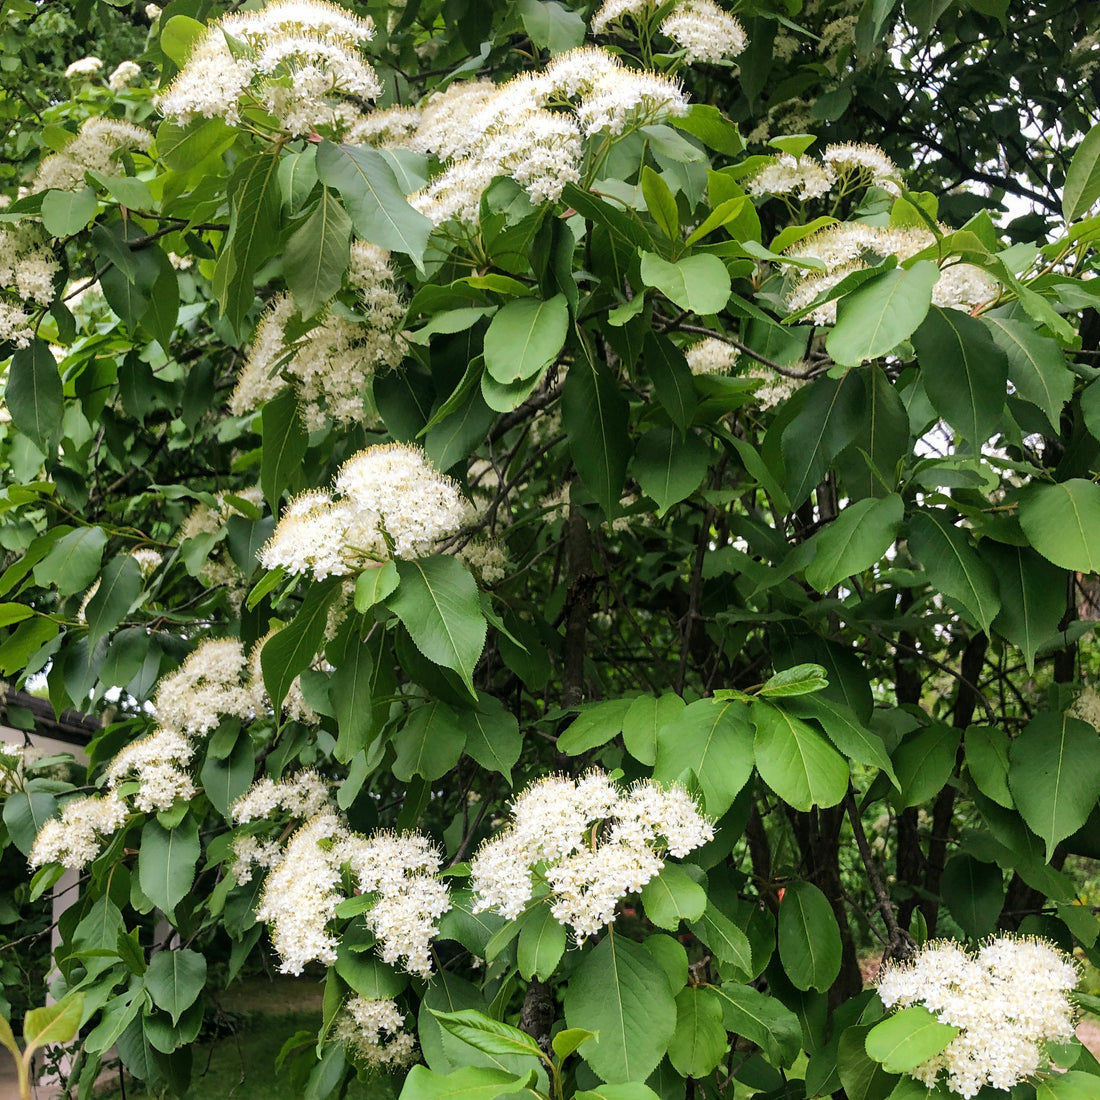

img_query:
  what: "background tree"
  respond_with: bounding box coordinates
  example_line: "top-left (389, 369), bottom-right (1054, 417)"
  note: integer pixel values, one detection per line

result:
top-left (1, 0), bottom-right (1100, 1098)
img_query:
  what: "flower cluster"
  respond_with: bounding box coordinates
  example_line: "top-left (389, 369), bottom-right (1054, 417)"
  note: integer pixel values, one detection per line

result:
top-left (230, 242), bottom-right (406, 430)
top-left (27, 637), bottom-right (296, 870)
top-left (747, 142), bottom-right (898, 204)
top-left (660, 0), bottom-right (747, 64)
top-left (33, 118), bottom-right (152, 193)
top-left (0, 224), bottom-right (59, 346)
top-left (470, 771), bottom-right (713, 941)
top-left (685, 337), bottom-right (738, 376)
top-left (876, 937), bottom-right (1078, 1097)
top-left (254, 813), bottom-right (450, 976)
top-left (157, 0), bottom-right (381, 136)
top-left (405, 48), bottom-right (686, 225)
top-left (333, 997), bottom-right (417, 1067)
top-left (64, 56), bottom-right (102, 78)
top-left (261, 443), bottom-right (468, 577)
top-left (785, 223), bottom-right (999, 324)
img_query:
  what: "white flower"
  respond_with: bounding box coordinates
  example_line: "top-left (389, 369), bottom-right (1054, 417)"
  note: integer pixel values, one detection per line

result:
top-left (105, 728), bottom-right (197, 812)
top-left (153, 637), bottom-right (260, 737)
top-left (876, 936), bottom-right (1078, 1097)
top-left (334, 997), bottom-right (417, 1067)
top-left (661, 0), bottom-right (747, 64)
top-left (746, 154), bottom-right (836, 201)
top-left (28, 793), bottom-right (129, 870)
top-left (231, 770), bottom-right (331, 823)
top-left (65, 57), bottom-right (103, 78)
top-left (822, 142), bottom-right (898, 190)
top-left (145, 4), bottom-right (161, 20)
top-left (685, 337), bottom-right (737, 375)
top-left (33, 118), bottom-right (152, 193)
top-left (108, 60), bottom-right (143, 91)
top-left (574, 68), bottom-right (688, 137)
top-left (470, 771), bottom-right (713, 940)
top-left (591, 0), bottom-right (653, 35)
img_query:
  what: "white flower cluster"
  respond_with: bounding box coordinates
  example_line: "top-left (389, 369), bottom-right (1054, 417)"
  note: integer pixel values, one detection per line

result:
top-left (232, 770), bottom-right (331, 824)
top-left (108, 60), bottom-right (143, 91)
top-left (28, 793), bottom-right (129, 871)
top-left (785, 222), bottom-right (999, 324)
top-left (590, 0), bottom-right (650, 34)
top-left (660, 0), bottom-right (747, 64)
top-left (0, 743), bottom-right (22, 795)
top-left (456, 539), bottom-right (508, 585)
top-left (876, 937), bottom-right (1078, 1097)
top-left (28, 637), bottom-right (287, 870)
top-left (470, 771), bottom-right (713, 941)
top-left (747, 154), bottom-right (836, 201)
top-left (823, 142), bottom-right (898, 191)
top-left (64, 56), bottom-right (102, 78)
top-left (156, 0), bottom-right (380, 136)
top-left (685, 336), bottom-right (738, 376)
top-left (406, 48), bottom-right (686, 225)
top-left (0, 224), bottom-right (58, 346)
top-left (33, 118), bottom-right (152, 193)
top-left (261, 443), bottom-right (468, 577)
top-left (334, 997), bottom-right (417, 1067)
top-left (230, 242), bottom-right (405, 430)
top-left (255, 812), bottom-right (450, 976)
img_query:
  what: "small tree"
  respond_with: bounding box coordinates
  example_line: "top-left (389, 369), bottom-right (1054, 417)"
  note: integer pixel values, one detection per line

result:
top-left (1, 0), bottom-right (1100, 1097)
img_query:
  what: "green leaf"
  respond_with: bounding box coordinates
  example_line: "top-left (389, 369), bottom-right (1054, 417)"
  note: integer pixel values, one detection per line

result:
top-left (865, 1006), bottom-right (958, 1073)
top-left (2, 791), bottom-right (58, 856)
top-left (557, 697), bottom-right (633, 755)
top-left (160, 14), bottom-right (206, 66)
top-left (688, 908), bottom-right (753, 978)
top-left (7, 338), bottom-right (63, 454)
top-left (517, 905), bottom-right (566, 982)
top-left (84, 554), bottom-right (143, 646)
top-left (23, 993), bottom-right (85, 1054)
top-left (41, 186), bottom-right (96, 236)
top-left (1037, 1071), bottom-right (1100, 1100)
top-left (199, 733), bottom-right (254, 816)
top-left (334, 945), bottom-right (408, 1000)
top-left (779, 373), bottom-right (865, 508)
top-left (787, 694), bottom-right (898, 786)
top-left (939, 854), bottom-right (1004, 939)
top-left (805, 495), bottom-right (903, 592)
top-left (1009, 711), bottom-right (1100, 860)
top-left (388, 556), bottom-right (487, 697)
top-left (143, 949), bottom-right (207, 1026)
top-left (837, 364), bottom-right (910, 499)
top-left (652, 699), bottom-right (754, 817)
top-left (984, 542), bottom-right (1066, 673)
top-left (641, 166), bottom-right (679, 240)
top-left (1019, 479), bottom-right (1100, 574)
top-left (464, 695), bottom-right (522, 784)
top-left (893, 724), bottom-right (959, 809)
top-left (983, 317), bottom-right (1072, 431)
top-left (639, 252), bottom-right (730, 314)
top-left (212, 151), bottom-right (283, 337)
top-left (838, 1023), bottom-right (900, 1100)
top-left (640, 864), bottom-right (707, 930)
top-left (86, 171), bottom-right (154, 211)
top-left (284, 187), bottom-right (351, 318)
top-left (751, 702), bottom-right (848, 811)
top-left (912, 306), bottom-right (1008, 445)
top-left (392, 702), bottom-right (467, 783)
top-left (315, 141), bottom-right (431, 268)
top-left (156, 117), bottom-right (236, 172)
top-left (964, 724), bottom-right (1013, 808)
top-left (759, 663), bottom-right (829, 698)
top-left (643, 333), bottom-right (696, 432)
top-left (143, 249), bottom-right (179, 349)
top-left (484, 295), bottom-right (569, 385)
top-left (401, 1066), bottom-right (535, 1100)
top-left (623, 694), bottom-right (685, 767)
top-left (777, 881), bottom-right (842, 993)
top-left (1064, 122), bottom-right (1100, 221)
top-left (138, 815), bottom-right (199, 915)
top-left (0, 603), bottom-right (34, 628)
top-left (633, 427), bottom-right (710, 514)
top-left (552, 1028), bottom-right (596, 1062)
top-left (432, 1010), bottom-right (546, 1063)
top-left (516, 0), bottom-right (586, 53)
top-left (711, 983), bottom-right (802, 1068)
top-left (34, 526), bottom-right (108, 596)
top-left (354, 561), bottom-right (399, 612)
top-left (826, 262), bottom-right (939, 367)
top-left (672, 104), bottom-right (743, 155)
top-left (668, 987), bottom-right (726, 1079)
top-left (331, 626), bottom-right (388, 764)
top-left (261, 388), bottom-right (307, 511)
top-left (564, 933), bottom-right (677, 1084)
top-left (260, 578), bottom-right (341, 714)
top-left (907, 510), bottom-right (1000, 634)
top-left (563, 349), bottom-right (631, 517)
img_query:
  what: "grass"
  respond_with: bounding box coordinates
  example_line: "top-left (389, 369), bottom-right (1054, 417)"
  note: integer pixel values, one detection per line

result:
top-left (91, 996), bottom-right (399, 1100)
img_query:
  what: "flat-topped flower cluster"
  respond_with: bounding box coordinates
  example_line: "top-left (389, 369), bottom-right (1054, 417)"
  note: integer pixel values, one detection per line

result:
top-left (470, 770), bottom-right (713, 940)
top-left (876, 936), bottom-right (1078, 1097)
top-left (261, 442), bottom-right (469, 577)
